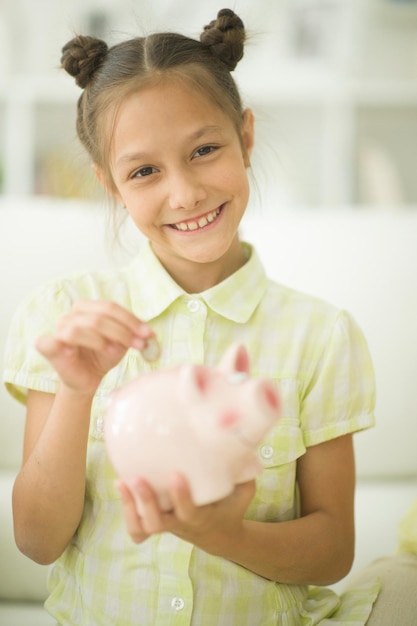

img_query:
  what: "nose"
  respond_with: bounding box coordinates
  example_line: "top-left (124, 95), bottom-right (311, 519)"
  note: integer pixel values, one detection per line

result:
top-left (167, 167), bottom-right (207, 211)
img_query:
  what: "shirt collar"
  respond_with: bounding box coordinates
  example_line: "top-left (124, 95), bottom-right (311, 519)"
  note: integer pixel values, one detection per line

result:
top-left (128, 241), bottom-right (268, 323)
top-left (202, 243), bottom-right (268, 322)
top-left (127, 242), bottom-right (184, 321)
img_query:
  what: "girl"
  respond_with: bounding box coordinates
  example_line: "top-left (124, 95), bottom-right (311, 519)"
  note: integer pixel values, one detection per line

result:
top-left (4, 9), bottom-right (380, 625)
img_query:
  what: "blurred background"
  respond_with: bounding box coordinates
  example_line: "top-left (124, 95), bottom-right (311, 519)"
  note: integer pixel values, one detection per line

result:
top-left (0, 5), bottom-right (417, 614)
top-left (0, 0), bottom-right (416, 209)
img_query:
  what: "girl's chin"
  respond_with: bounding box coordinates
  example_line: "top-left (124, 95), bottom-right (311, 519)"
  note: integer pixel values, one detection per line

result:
top-left (163, 244), bottom-right (229, 267)
top-left (180, 239), bottom-right (243, 267)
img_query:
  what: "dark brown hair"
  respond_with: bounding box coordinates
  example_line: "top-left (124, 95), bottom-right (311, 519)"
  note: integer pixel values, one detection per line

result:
top-left (61, 9), bottom-right (247, 192)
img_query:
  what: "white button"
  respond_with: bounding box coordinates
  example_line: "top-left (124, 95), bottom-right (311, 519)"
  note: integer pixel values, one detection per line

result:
top-left (260, 445), bottom-right (274, 460)
top-left (171, 597), bottom-right (185, 611)
top-left (187, 299), bottom-right (200, 313)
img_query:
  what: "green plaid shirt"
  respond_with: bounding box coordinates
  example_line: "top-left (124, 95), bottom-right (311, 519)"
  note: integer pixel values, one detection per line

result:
top-left (3, 241), bottom-right (379, 625)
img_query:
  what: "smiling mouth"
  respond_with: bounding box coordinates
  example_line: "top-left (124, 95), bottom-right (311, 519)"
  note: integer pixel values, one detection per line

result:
top-left (169, 206), bottom-right (223, 232)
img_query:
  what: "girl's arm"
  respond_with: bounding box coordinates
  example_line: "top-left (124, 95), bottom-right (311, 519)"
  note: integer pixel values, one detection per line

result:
top-left (13, 388), bottom-right (93, 565)
top-left (118, 433), bottom-right (355, 585)
top-left (12, 300), bottom-right (156, 565)
top-left (214, 433), bottom-right (356, 585)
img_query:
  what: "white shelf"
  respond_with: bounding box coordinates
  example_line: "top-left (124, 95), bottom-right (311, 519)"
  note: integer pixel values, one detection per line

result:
top-left (245, 74), bottom-right (417, 108)
top-left (0, 73), bottom-right (79, 103)
top-left (3, 69), bottom-right (417, 106)
top-left (1, 69), bottom-right (416, 203)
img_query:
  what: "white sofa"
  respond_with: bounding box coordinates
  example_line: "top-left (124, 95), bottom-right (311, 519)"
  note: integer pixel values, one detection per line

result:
top-left (1, 195), bottom-right (417, 623)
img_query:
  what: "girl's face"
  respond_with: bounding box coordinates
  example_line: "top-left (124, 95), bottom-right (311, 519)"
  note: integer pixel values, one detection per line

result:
top-left (108, 78), bottom-right (254, 291)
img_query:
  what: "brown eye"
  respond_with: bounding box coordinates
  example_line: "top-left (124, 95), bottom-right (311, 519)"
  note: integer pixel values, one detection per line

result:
top-left (194, 145), bottom-right (217, 158)
top-left (132, 166), bottom-right (157, 178)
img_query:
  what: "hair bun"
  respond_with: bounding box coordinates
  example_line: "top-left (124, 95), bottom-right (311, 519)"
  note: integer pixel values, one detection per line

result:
top-left (200, 8), bottom-right (245, 71)
top-left (61, 35), bottom-right (108, 89)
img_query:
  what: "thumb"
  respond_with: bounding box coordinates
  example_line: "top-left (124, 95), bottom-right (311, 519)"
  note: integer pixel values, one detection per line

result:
top-left (35, 335), bottom-right (74, 360)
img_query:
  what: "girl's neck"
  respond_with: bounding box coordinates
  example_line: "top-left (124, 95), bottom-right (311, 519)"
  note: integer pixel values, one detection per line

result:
top-left (153, 239), bottom-right (248, 294)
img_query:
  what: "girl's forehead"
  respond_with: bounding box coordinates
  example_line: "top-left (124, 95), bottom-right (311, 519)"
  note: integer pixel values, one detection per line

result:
top-left (118, 77), bottom-right (220, 115)
top-left (113, 79), bottom-right (233, 138)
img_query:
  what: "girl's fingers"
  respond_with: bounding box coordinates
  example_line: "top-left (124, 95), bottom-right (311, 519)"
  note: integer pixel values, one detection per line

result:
top-left (56, 314), bottom-right (133, 351)
top-left (35, 335), bottom-right (72, 359)
top-left (56, 301), bottom-right (160, 360)
top-left (36, 300), bottom-right (160, 393)
top-left (130, 478), bottom-right (167, 535)
top-left (117, 475), bottom-right (257, 548)
top-left (168, 472), bottom-right (196, 522)
top-left (116, 481), bottom-right (149, 544)
top-left (72, 300), bottom-right (154, 341)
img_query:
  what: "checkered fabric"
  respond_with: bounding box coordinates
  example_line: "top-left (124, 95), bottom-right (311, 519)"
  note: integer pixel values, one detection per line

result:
top-left (3, 241), bottom-right (379, 625)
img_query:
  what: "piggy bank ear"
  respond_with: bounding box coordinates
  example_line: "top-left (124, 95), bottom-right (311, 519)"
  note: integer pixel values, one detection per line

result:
top-left (180, 364), bottom-right (210, 400)
top-left (217, 343), bottom-right (250, 375)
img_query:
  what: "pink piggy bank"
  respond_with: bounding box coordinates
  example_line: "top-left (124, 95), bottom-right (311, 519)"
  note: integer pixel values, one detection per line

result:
top-left (104, 344), bottom-right (281, 512)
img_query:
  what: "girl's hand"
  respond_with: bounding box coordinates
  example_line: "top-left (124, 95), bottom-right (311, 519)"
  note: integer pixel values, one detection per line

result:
top-left (116, 474), bottom-right (256, 553)
top-left (36, 300), bottom-right (156, 396)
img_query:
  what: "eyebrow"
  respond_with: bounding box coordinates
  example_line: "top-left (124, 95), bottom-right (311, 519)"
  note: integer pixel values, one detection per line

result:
top-left (115, 125), bottom-right (225, 167)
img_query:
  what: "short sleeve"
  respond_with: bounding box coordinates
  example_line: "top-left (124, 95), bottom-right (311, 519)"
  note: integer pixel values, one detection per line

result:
top-left (300, 310), bottom-right (376, 446)
top-left (2, 280), bottom-right (74, 404)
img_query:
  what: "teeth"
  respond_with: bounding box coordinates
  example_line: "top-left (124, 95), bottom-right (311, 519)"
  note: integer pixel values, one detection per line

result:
top-left (173, 208), bottom-right (220, 232)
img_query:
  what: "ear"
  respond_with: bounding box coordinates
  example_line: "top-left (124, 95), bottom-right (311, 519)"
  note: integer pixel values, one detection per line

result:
top-left (217, 343), bottom-right (250, 375)
top-left (180, 364), bottom-right (209, 400)
top-left (92, 162), bottom-right (104, 187)
top-left (92, 163), bottom-right (123, 204)
top-left (241, 108), bottom-right (255, 166)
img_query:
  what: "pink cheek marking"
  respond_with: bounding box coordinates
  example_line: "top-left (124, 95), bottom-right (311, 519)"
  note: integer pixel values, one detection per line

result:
top-left (219, 411), bottom-right (239, 429)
